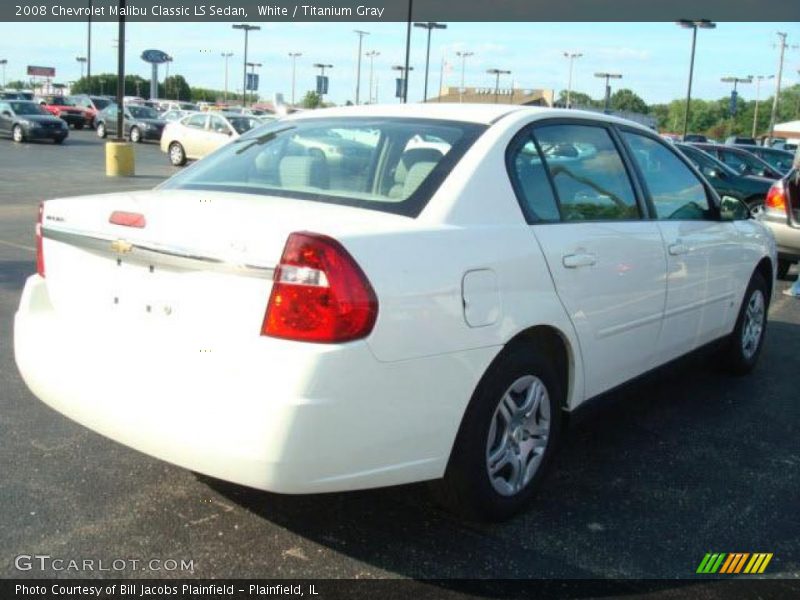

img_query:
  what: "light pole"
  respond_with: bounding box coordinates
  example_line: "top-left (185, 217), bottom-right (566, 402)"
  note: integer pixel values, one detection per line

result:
top-left (313, 63), bottom-right (333, 104)
top-left (486, 68), bottom-right (511, 104)
top-left (76, 56), bottom-right (87, 80)
top-left (87, 0), bottom-right (92, 80)
top-left (414, 21), bottom-right (447, 102)
top-left (750, 74), bottom-right (774, 138)
top-left (721, 76), bottom-right (751, 134)
top-left (0, 59), bottom-right (6, 88)
top-left (288, 52), bottom-right (301, 106)
top-left (353, 30), bottom-right (369, 104)
top-left (365, 50), bottom-right (380, 104)
top-left (563, 51), bottom-right (582, 108)
top-left (164, 55), bottom-right (173, 99)
top-left (676, 19), bottom-right (716, 139)
top-left (221, 52), bottom-right (233, 103)
top-left (456, 50), bottom-right (473, 103)
top-left (594, 72), bottom-right (622, 113)
top-left (232, 24), bottom-right (260, 107)
top-left (392, 65), bottom-right (413, 103)
top-left (246, 62), bottom-right (262, 105)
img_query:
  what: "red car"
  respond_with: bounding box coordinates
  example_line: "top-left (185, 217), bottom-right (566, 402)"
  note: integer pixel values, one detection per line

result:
top-left (68, 94), bottom-right (112, 128)
top-left (37, 96), bottom-right (88, 129)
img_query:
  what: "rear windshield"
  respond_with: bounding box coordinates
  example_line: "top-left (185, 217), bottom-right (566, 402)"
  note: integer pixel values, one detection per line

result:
top-left (160, 117), bottom-right (486, 217)
top-left (91, 97), bottom-right (111, 109)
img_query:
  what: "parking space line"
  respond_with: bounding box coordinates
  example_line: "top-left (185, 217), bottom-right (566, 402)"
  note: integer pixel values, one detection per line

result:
top-left (0, 239), bottom-right (36, 253)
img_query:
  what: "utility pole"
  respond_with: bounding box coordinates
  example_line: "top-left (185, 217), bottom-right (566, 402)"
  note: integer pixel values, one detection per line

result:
top-left (751, 75), bottom-right (774, 138)
top-left (353, 30), bottom-right (369, 104)
top-left (414, 21), bottom-right (447, 102)
top-left (288, 52), bottom-right (301, 106)
top-left (365, 50), bottom-right (379, 104)
top-left (402, 0), bottom-right (412, 103)
top-left (563, 51), bottom-right (583, 108)
top-left (594, 72), bottom-right (622, 113)
top-left (676, 20), bottom-right (716, 139)
top-left (221, 52), bottom-right (233, 103)
top-left (486, 68), bottom-right (511, 104)
top-left (456, 51), bottom-right (473, 103)
top-left (767, 32), bottom-right (799, 140)
top-left (232, 24), bottom-right (260, 107)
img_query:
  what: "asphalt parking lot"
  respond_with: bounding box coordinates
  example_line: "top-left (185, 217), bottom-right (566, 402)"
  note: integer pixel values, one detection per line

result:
top-left (1, 129), bottom-right (799, 584)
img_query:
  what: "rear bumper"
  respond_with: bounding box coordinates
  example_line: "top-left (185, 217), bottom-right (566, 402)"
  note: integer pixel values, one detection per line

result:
top-left (763, 218), bottom-right (800, 261)
top-left (14, 275), bottom-right (493, 493)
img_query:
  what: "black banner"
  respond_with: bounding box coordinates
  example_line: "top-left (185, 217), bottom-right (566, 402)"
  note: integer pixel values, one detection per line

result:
top-left (3, 0), bottom-right (800, 22)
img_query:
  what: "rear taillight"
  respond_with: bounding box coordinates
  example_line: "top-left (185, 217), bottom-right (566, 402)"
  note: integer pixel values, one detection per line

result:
top-left (109, 211), bottom-right (146, 228)
top-left (765, 180), bottom-right (787, 213)
top-left (262, 232), bottom-right (378, 343)
top-left (36, 202), bottom-right (45, 278)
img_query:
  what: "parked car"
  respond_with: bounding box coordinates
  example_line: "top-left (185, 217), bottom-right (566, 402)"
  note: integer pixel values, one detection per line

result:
top-left (37, 95), bottom-right (88, 129)
top-left (68, 94), bottom-right (113, 128)
top-left (725, 135), bottom-right (756, 146)
top-left (157, 100), bottom-right (200, 113)
top-left (692, 143), bottom-right (783, 180)
top-left (735, 145), bottom-right (796, 175)
top-left (15, 105), bottom-right (776, 521)
top-left (160, 109), bottom-right (194, 122)
top-left (160, 111), bottom-right (260, 165)
top-left (675, 143), bottom-right (772, 208)
top-left (95, 104), bottom-right (167, 143)
top-left (760, 163), bottom-right (800, 279)
top-left (0, 99), bottom-right (68, 143)
top-left (682, 133), bottom-right (708, 143)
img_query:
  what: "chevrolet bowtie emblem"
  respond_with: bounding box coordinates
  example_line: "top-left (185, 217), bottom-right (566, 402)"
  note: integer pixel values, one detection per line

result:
top-left (111, 239), bottom-right (133, 254)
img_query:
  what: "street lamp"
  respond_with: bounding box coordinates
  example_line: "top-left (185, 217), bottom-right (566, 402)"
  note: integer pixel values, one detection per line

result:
top-left (486, 68), bottom-right (511, 104)
top-left (313, 63), bottom-right (333, 103)
top-left (76, 56), bottom-right (87, 80)
top-left (288, 52), bottom-right (301, 106)
top-left (353, 30), bottom-right (369, 104)
top-left (676, 19), bottom-right (716, 139)
top-left (594, 72), bottom-right (622, 113)
top-left (721, 76), bottom-right (751, 133)
top-left (164, 55), bottom-right (173, 99)
top-left (232, 24), bottom-right (260, 107)
top-left (246, 61), bottom-right (262, 105)
top-left (750, 74), bottom-right (774, 138)
top-left (221, 52), bottom-right (233, 103)
top-left (365, 50), bottom-right (380, 104)
top-left (563, 51), bottom-right (582, 108)
top-left (0, 59), bottom-right (6, 88)
top-left (392, 65), bottom-right (413, 103)
top-left (414, 21), bottom-right (447, 102)
top-left (456, 51), bottom-right (473, 103)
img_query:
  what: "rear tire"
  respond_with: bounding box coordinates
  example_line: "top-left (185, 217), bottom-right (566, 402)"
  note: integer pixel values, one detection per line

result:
top-left (168, 142), bottom-right (186, 166)
top-left (130, 126), bottom-right (141, 143)
top-left (432, 343), bottom-right (563, 521)
top-left (719, 271), bottom-right (768, 375)
top-left (777, 259), bottom-right (793, 280)
top-left (96, 123), bottom-right (107, 139)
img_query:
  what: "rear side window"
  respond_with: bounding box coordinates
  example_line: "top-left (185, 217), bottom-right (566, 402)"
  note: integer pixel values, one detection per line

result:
top-left (506, 135), bottom-right (560, 222)
top-left (533, 124), bottom-right (639, 221)
top-left (623, 132), bottom-right (712, 221)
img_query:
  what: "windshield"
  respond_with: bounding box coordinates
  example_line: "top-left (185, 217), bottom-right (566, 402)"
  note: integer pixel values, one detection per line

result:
top-left (127, 105), bottom-right (159, 119)
top-left (160, 117), bottom-right (486, 217)
top-left (9, 101), bottom-right (49, 116)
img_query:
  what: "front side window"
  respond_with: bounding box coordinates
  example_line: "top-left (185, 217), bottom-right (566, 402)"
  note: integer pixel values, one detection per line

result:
top-left (9, 101), bottom-right (49, 116)
top-left (533, 123), bottom-right (639, 221)
top-left (623, 132), bottom-right (712, 221)
top-left (160, 117), bottom-right (486, 217)
top-left (127, 105), bottom-right (159, 119)
top-left (209, 115), bottom-right (230, 134)
top-left (184, 114), bottom-right (207, 129)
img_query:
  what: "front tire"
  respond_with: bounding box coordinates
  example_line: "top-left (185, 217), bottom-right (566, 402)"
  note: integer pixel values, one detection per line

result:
top-left (130, 126), bottom-right (141, 143)
top-left (12, 124), bottom-right (24, 143)
top-left (433, 343), bottom-right (563, 521)
top-left (168, 142), bottom-right (187, 166)
top-left (720, 271), bottom-right (768, 375)
top-left (96, 123), bottom-right (107, 138)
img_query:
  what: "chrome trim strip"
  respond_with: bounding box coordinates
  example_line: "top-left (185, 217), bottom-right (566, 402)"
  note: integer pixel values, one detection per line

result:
top-left (43, 226), bottom-right (275, 279)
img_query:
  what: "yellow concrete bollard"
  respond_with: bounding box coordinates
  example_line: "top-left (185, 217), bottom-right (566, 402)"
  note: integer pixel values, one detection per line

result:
top-left (105, 141), bottom-right (135, 177)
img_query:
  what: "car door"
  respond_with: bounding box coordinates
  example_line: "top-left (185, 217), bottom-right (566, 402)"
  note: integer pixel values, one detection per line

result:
top-left (620, 129), bottom-right (740, 359)
top-left (512, 121), bottom-right (668, 396)
top-left (104, 106), bottom-right (118, 135)
top-left (206, 115), bottom-right (234, 155)
top-left (0, 102), bottom-right (12, 135)
top-left (180, 113), bottom-right (209, 159)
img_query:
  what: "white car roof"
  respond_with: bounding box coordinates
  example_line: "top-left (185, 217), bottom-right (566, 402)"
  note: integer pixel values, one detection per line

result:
top-left (285, 103), bottom-right (654, 132)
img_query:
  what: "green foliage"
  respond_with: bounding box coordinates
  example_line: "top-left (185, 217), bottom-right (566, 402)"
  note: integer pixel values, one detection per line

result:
top-left (302, 91), bottom-right (322, 109)
top-left (610, 89), bottom-right (648, 114)
top-left (5, 79), bottom-right (30, 90)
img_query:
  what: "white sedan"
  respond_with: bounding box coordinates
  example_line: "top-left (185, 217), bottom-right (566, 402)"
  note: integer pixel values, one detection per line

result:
top-left (160, 111), bottom-right (261, 165)
top-left (15, 104), bottom-right (776, 520)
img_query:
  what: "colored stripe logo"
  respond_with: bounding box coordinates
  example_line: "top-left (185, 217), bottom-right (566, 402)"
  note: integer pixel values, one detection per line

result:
top-left (696, 553), bottom-right (773, 574)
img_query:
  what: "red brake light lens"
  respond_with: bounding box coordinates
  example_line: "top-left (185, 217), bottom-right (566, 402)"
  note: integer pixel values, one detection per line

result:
top-left (36, 202), bottom-right (45, 278)
top-left (765, 181), bottom-right (787, 212)
top-left (109, 211), bottom-right (146, 228)
top-left (262, 232), bottom-right (378, 343)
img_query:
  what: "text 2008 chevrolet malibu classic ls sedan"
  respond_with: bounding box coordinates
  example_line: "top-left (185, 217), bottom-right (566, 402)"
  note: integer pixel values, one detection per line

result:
top-left (14, 105), bottom-right (776, 521)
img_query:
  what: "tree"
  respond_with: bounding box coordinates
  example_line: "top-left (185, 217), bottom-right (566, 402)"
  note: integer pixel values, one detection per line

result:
top-left (302, 91), bottom-right (322, 109)
top-left (556, 89), bottom-right (597, 109)
top-left (160, 75), bottom-right (191, 101)
top-left (610, 89), bottom-right (648, 115)
top-left (5, 79), bottom-right (30, 90)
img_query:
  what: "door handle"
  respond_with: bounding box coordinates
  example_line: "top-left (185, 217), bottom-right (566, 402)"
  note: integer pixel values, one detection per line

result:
top-left (562, 253), bottom-right (597, 268)
top-left (668, 242), bottom-right (690, 256)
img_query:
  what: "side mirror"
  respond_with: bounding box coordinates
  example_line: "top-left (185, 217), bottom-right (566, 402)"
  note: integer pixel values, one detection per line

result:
top-left (720, 195), bottom-right (751, 221)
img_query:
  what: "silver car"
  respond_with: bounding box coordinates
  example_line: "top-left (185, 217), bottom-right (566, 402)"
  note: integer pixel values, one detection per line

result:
top-left (760, 149), bottom-right (800, 279)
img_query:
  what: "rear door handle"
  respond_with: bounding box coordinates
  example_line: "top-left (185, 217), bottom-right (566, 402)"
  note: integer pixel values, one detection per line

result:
top-left (668, 242), bottom-right (690, 256)
top-left (562, 253), bottom-right (597, 268)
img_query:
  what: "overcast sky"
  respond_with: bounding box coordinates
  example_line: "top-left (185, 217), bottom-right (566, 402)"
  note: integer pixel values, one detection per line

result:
top-left (1, 21), bottom-right (798, 105)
